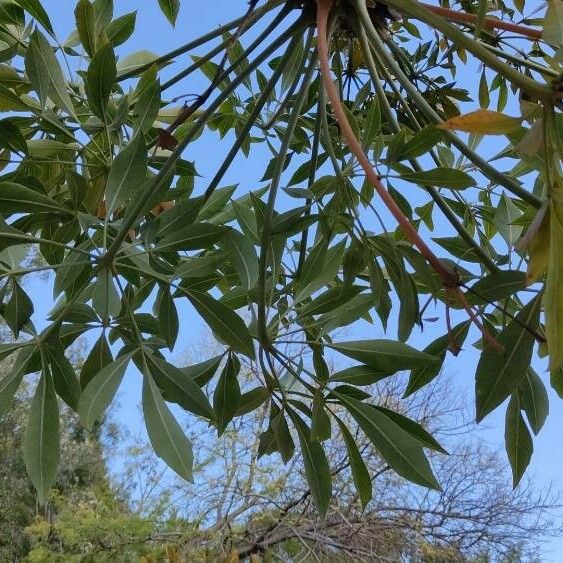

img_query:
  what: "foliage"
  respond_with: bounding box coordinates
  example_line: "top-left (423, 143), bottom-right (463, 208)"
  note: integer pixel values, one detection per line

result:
top-left (0, 0), bottom-right (561, 512)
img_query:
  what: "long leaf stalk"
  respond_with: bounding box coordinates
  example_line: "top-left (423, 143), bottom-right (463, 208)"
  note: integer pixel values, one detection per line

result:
top-left (357, 25), bottom-right (499, 273)
top-left (162, 3), bottom-right (293, 93)
top-left (257, 45), bottom-right (318, 348)
top-left (117, 0), bottom-right (287, 81)
top-left (105, 20), bottom-right (308, 262)
top-left (202, 29), bottom-right (312, 203)
top-left (355, 3), bottom-right (543, 208)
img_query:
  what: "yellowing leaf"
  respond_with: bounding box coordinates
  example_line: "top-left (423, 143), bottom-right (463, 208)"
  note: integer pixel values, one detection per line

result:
top-left (436, 109), bottom-right (522, 135)
top-left (519, 202), bottom-right (550, 283)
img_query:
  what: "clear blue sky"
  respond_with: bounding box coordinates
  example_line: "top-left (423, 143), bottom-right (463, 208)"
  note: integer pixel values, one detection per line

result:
top-left (32, 1), bottom-right (563, 558)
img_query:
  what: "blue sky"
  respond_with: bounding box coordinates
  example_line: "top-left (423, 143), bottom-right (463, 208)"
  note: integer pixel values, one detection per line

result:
top-left (30, 0), bottom-right (563, 558)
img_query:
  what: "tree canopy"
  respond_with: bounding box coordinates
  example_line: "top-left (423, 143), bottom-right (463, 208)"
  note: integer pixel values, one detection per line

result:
top-left (0, 0), bottom-right (561, 513)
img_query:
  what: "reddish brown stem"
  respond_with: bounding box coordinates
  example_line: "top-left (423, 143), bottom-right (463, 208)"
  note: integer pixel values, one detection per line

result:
top-left (419, 2), bottom-right (542, 40)
top-left (316, 0), bottom-right (459, 288)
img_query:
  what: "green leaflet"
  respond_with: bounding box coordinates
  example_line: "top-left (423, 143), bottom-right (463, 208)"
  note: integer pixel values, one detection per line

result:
top-left (86, 44), bottom-right (116, 120)
top-left (213, 354), bottom-right (241, 435)
top-left (143, 371), bottom-right (193, 481)
top-left (289, 409), bottom-right (332, 518)
top-left (336, 418), bottom-right (372, 509)
top-left (4, 280), bottom-right (33, 338)
top-left (399, 167), bottom-right (476, 189)
top-left (519, 368), bottom-right (549, 435)
top-left (25, 30), bottom-right (76, 118)
top-left (328, 340), bottom-right (439, 374)
top-left (475, 294), bottom-right (541, 422)
top-left (222, 229), bottom-right (259, 290)
top-left (505, 394), bottom-right (533, 487)
top-left (186, 290), bottom-right (254, 359)
top-left (105, 132), bottom-right (147, 215)
top-left (158, 0), bottom-right (180, 26)
top-left (24, 368), bottom-right (60, 504)
top-left (337, 394), bottom-right (441, 490)
top-left (78, 353), bottom-right (131, 430)
top-left (14, 0), bottom-right (54, 35)
top-left (144, 354), bottom-right (215, 420)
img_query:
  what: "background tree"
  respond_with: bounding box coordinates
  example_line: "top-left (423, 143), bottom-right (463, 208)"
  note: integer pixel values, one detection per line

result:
top-left (0, 0), bottom-right (560, 519)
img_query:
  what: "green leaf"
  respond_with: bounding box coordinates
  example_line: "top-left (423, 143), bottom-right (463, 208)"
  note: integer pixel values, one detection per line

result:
top-left (106, 11), bottom-right (137, 46)
top-left (519, 368), bottom-right (549, 435)
top-left (399, 126), bottom-right (442, 160)
top-left (289, 410), bottom-right (332, 517)
top-left (222, 229), bottom-right (259, 290)
top-left (311, 391), bottom-right (331, 441)
top-left (186, 290), bottom-right (254, 359)
top-left (296, 240), bottom-right (346, 302)
top-left (0, 182), bottom-right (63, 214)
top-left (14, 0), bottom-right (54, 35)
top-left (328, 340), bottom-right (438, 374)
top-left (329, 365), bottom-right (390, 386)
top-left (272, 409), bottom-right (295, 463)
top-left (25, 30), bottom-right (76, 118)
top-left (0, 119), bottom-right (28, 154)
top-left (78, 353), bottom-right (131, 430)
top-left (0, 346), bottom-right (35, 419)
top-left (235, 386), bottom-right (269, 416)
top-left (213, 353), bottom-right (241, 434)
top-left (494, 193), bottom-right (522, 246)
top-left (180, 354), bottom-right (222, 387)
top-left (92, 268), bottom-right (121, 319)
top-left (80, 333), bottom-right (112, 389)
top-left (372, 406), bottom-right (447, 454)
top-left (158, 0), bottom-right (180, 26)
top-left (156, 223), bottom-right (227, 252)
top-left (86, 43), bottom-right (116, 120)
top-left (399, 167), bottom-right (476, 189)
top-left (466, 270), bottom-right (526, 306)
top-left (24, 369), bottom-right (60, 504)
top-left (404, 322), bottom-right (470, 397)
top-left (145, 354), bottom-right (214, 420)
top-left (4, 280), bottom-right (33, 338)
top-left (143, 371), bottom-right (193, 481)
top-left (475, 295), bottom-right (541, 422)
top-left (362, 97), bottom-right (381, 149)
top-left (116, 50), bottom-right (159, 77)
top-left (505, 394), bottom-right (532, 487)
top-left (157, 285), bottom-right (178, 350)
top-left (338, 395), bottom-right (441, 490)
top-left (75, 0), bottom-right (97, 57)
top-left (133, 73), bottom-right (160, 133)
top-left (48, 348), bottom-right (80, 411)
top-left (105, 132), bottom-right (147, 214)
top-left (336, 418), bottom-right (372, 509)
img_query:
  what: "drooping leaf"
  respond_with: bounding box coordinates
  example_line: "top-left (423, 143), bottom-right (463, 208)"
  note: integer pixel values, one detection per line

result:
top-left (158, 0), bottom-right (180, 26)
top-left (213, 353), bottom-right (241, 435)
top-left (475, 294), bottom-right (541, 422)
top-left (157, 285), bottom-right (179, 350)
top-left (0, 346), bottom-right (35, 419)
top-left (143, 371), bottom-right (193, 481)
top-left (505, 394), bottom-right (533, 487)
top-left (92, 268), bottom-right (121, 320)
top-left (289, 410), bottom-right (332, 517)
top-left (4, 280), bottom-right (33, 338)
top-left (519, 368), bottom-right (549, 435)
top-left (145, 354), bottom-right (215, 420)
top-left (338, 394), bottom-right (441, 490)
top-left (336, 418), bottom-right (372, 509)
top-left (24, 369), bottom-right (60, 504)
top-left (48, 348), bottom-right (81, 411)
top-left (80, 333), bottom-right (112, 389)
top-left (186, 290), bottom-right (254, 359)
top-left (78, 353), bottom-right (131, 430)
